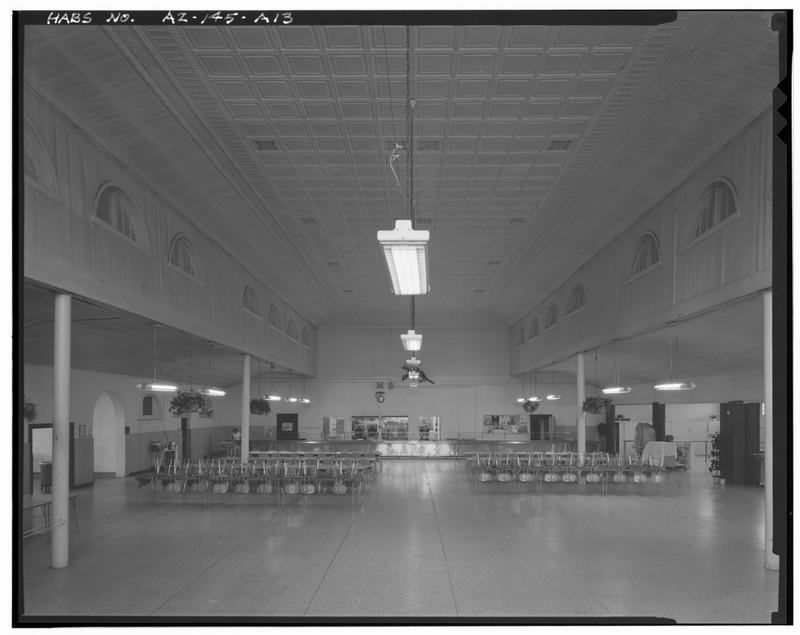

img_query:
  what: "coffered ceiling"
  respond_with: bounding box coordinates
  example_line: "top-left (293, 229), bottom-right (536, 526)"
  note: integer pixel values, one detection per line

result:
top-left (20, 11), bottom-right (781, 388)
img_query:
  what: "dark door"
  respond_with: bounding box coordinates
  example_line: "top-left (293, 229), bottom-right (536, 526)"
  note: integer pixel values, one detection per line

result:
top-left (720, 401), bottom-right (762, 484)
top-left (276, 413), bottom-right (299, 440)
top-left (529, 415), bottom-right (553, 441)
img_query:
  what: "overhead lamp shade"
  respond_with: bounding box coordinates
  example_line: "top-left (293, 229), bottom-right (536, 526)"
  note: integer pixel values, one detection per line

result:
top-left (528, 396), bottom-right (541, 402)
top-left (654, 381), bottom-right (697, 391)
top-left (285, 396), bottom-right (298, 403)
top-left (401, 330), bottom-right (422, 351)
top-left (408, 370), bottom-right (420, 382)
top-left (546, 394), bottom-right (561, 401)
top-left (602, 386), bottom-right (632, 394)
top-left (200, 387), bottom-right (226, 396)
top-left (377, 220), bottom-right (429, 295)
top-left (137, 381), bottom-right (178, 392)
top-left (516, 398), bottom-right (526, 403)
top-left (299, 398), bottom-right (311, 404)
top-left (267, 395), bottom-right (283, 401)
top-left (406, 356), bottom-right (421, 366)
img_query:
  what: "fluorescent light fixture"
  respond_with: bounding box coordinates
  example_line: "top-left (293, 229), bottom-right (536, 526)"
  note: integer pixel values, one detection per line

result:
top-left (602, 386), bottom-right (632, 394)
top-left (546, 394), bottom-right (561, 401)
top-left (377, 220), bottom-right (429, 295)
top-left (654, 381), bottom-right (697, 391)
top-left (400, 329), bottom-right (422, 351)
top-left (137, 381), bottom-right (177, 392)
top-left (516, 398), bottom-right (526, 403)
top-left (267, 394), bottom-right (283, 401)
top-left (299, 398), bottom-right (311, 404)
top-left (199, 387), bottom-right (226, 396)
top-left (528, 396), bottom-right (541, 402)
top-left (285, 396), bottom-right (298, 403)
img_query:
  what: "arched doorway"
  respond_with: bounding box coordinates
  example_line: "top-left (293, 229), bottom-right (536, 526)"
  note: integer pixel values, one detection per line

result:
top-left (92, 392), bottom-right (125, 477)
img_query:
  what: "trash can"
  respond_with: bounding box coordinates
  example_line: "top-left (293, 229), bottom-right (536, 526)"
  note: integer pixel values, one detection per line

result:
top-left (39, 461), bottom-right (52, 493)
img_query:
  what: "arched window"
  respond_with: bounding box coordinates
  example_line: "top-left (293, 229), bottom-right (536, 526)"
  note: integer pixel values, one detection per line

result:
top-left (94, 183), bottom-right (150, 250)
top-left (287, 318), bottom-right (298, 341)
top-left (243, 285), bottom-right (261, 318)
top-left (515, 325), bottom-right (525, 346)
top-left (544, 303), bottom-right (558, 330)
top-left (681, 178), bottom-right (739, 248)
top-left (268, 304), bottom-right (282, 330)
top-left (528, 316), bottom-right (539, 340)
top-left (302, 327), bottom-right (311, 348)
top-left (565, 284), bottom-right (585, 315)
top-left (140, 394), bottom-right (162, 419)
top-left (168, 234), bottom-right (203, 282)
top-left (627, 231), bottom-right (661, 280)
top-left (23, 121), bottom-right (58, 196)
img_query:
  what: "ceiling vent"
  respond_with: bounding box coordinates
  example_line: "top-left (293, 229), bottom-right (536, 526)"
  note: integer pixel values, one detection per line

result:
top-left (253, 140), bottom-right (279, 151)
top-left (417, 140), bottom-right (440, 151)
top-left (547, 139), bottom-right (573, 151)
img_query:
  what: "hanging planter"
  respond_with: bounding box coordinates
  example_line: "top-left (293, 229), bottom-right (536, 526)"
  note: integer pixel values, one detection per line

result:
top-left (522, 399), bottom-right (539, 413)
top-left (582, 395), bottom-right (612, 414)
top-left (250, 397), bottom-right (272, 416)
top-left (169, 389), bottom-right (207, 415)
top-left (23, 395), bottom-right (37, 422)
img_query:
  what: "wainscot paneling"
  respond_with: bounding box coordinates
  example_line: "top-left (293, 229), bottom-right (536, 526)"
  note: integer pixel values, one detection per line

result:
top-left (511, 110), bottom-right (772, 376)
top-left (23, 87), bottom-right (316, 376)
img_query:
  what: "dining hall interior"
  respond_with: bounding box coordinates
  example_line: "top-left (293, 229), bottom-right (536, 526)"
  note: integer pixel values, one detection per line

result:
top-left (16, 9), bottom-right (790, 626)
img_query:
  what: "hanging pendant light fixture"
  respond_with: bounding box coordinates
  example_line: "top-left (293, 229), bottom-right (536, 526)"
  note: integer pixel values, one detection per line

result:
top-left (517, 370), bottom-right (541, 403)
top-left (401, 296), bottom-right (423, 351)
top-left (546, 364), bottom-right (561, 400)
top-left (284, 375), bottom-right (298, 403)
top-left (137, 324), bottom-right (178, 391)
top-left (266, 363), bottom-right (282, 401)
top-left (655, 321), bottom-right (696, 391)
top-left (603, 340), bottom-right (632, 394)
top-left (199, 343), bottom-right (226, 396)
top-left (378, 26), bottom-right (429, 296)
top-left (299, 375), bottom-right (310, 404)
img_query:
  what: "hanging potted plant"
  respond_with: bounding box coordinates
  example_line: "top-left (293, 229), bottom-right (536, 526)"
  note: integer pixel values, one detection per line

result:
top-left (582, 395), bottom-right (612, 414)
top-left (169, 389), bottom-right (207, 415)
top-left (23, 395), bottom-right (37, 422)
top-left (250, 397), bottom-right (272, 416)
top-left (522, 399), bottom-right (539, 413)
top-left (708, 432), bottom-right (722, 482)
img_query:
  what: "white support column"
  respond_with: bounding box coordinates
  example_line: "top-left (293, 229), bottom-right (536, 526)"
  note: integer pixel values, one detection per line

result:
top-left (763, 291), bottom-right (778, 570)
top-left (51, 293), bottom-right (71, 568)
top-left (576, 352), bottom-right (586, 454)
top-left (241, 354), bottom-right (251, 460)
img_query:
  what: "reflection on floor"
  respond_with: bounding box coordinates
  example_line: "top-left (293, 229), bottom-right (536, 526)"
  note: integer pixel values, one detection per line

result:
top-left (19, 459), bottom-right (780, 624)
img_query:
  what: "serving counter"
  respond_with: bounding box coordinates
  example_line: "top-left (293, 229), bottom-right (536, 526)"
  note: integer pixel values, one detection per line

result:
top-left (249, 439), bottom-right (575, 458)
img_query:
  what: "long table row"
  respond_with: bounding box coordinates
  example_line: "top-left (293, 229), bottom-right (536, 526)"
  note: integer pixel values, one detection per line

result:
top-left (466, 452), bottom-right (676, 495)
top-left (134, 454), bottom-right (380, 508)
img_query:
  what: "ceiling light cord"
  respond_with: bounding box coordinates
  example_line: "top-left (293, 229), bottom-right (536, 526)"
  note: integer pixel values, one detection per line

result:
top-left (405, 24), bottom-right (414, 225)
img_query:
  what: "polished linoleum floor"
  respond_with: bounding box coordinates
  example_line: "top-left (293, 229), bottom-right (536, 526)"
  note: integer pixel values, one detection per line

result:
top-left (19, 459), bottom-right (780, 624)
